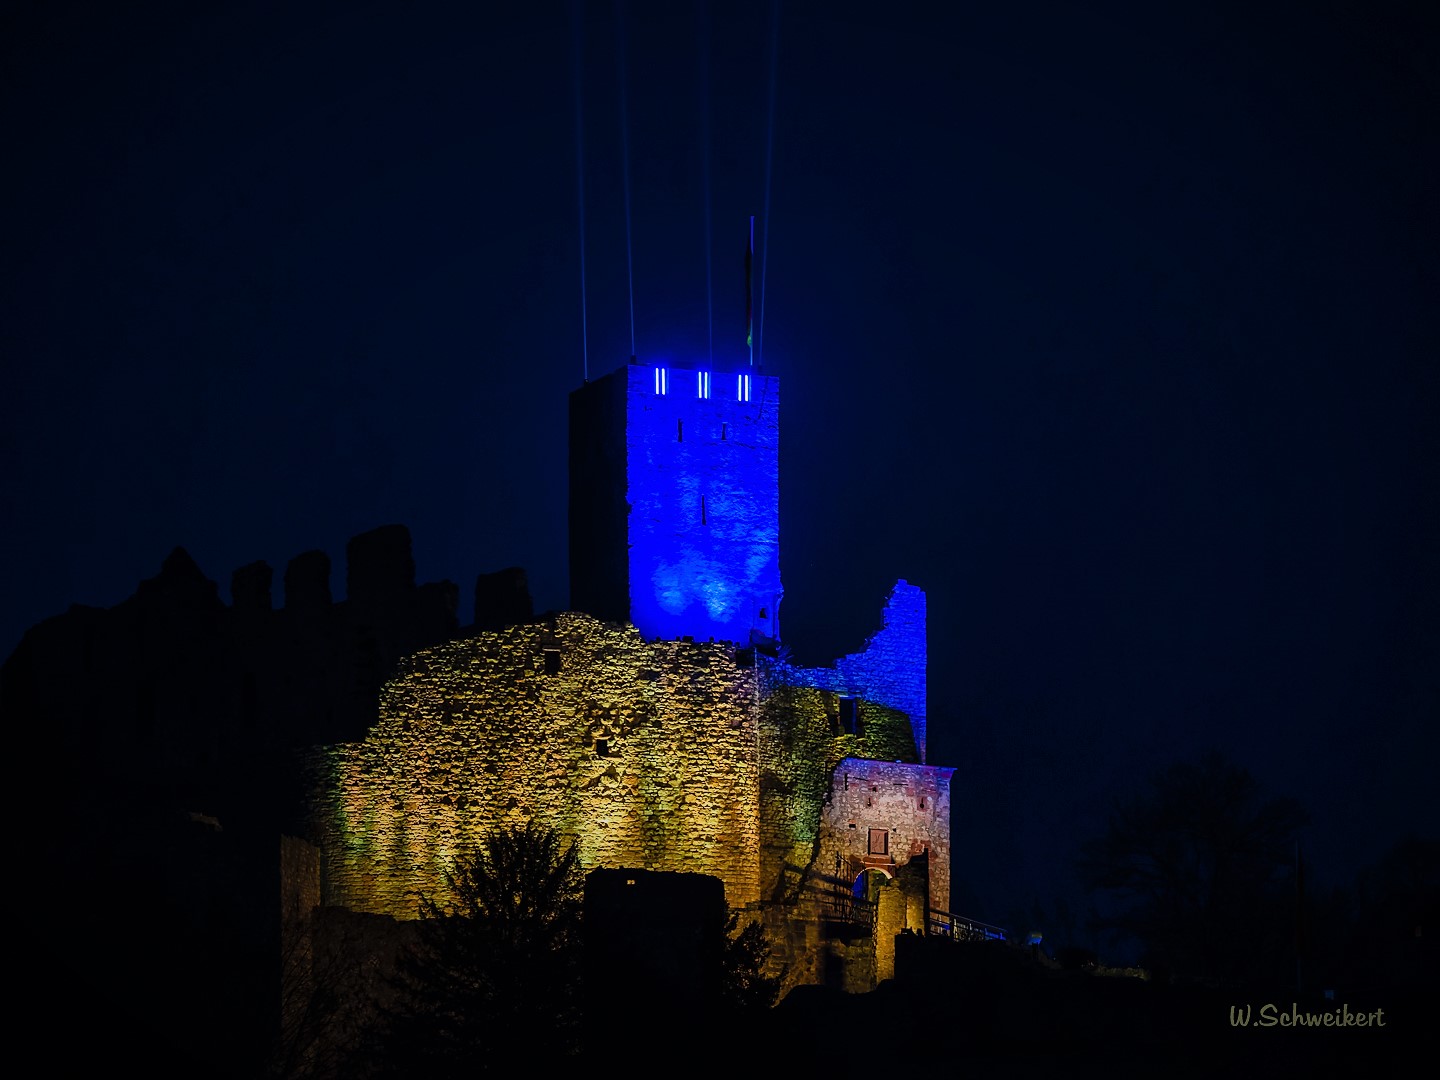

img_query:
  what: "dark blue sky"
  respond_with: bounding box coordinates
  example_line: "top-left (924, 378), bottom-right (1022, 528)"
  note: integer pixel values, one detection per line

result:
top-left (3, 0), bottom-right (1436, 933)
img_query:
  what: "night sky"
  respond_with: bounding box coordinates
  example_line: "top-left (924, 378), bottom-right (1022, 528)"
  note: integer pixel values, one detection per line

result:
top-left (3, 0), bottom-right (1436, 936)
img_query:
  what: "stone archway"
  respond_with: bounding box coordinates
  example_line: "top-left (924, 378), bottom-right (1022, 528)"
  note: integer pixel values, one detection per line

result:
top-left (852, 866), bottom-right (892, 905)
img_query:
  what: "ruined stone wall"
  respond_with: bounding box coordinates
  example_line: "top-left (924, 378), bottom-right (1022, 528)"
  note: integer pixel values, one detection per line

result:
top-left (875, 884), bottom-right (908, 982)
top-left (786, 580), bottom-right (928, 762)
top-left (759, 816), bottom-right (935, 994)
top-left (761, 902), bottom-right (877, 994)
top-left (308, 613), bottom-right (765, 914)
top-left (818, 758), bottom-right (954, 917)
top-left (2, 524), bottom-right (463, 795)
top-left (280, 834), bottom-right (321, 929)
top-left (754, 660), bottom-right (923, 903)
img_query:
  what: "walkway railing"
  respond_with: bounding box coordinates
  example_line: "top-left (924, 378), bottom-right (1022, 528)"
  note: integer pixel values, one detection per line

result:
top-left (927, 909), bottom-right (1008, 942)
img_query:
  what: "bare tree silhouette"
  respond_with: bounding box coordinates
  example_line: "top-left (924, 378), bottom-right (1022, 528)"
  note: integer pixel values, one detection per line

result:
top-left (1078, 751), bottom-right (1307, 985)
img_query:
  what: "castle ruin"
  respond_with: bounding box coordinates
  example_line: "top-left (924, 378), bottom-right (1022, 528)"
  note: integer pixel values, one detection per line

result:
top-left (303, 360), bottom-right (957, 989)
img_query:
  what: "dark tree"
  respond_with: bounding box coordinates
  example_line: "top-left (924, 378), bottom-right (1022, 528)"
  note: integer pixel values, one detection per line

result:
top-left (1078, 751), bottom-right (1308, 986)
top-left (270, 908), bottom-right (395, 1080)
top-left (372, 822), bottom-right (584, 1076)
top-left (1329, 834), bottom-right (1439, 994)
top-left (720, 906), bottom-right (784, 1009)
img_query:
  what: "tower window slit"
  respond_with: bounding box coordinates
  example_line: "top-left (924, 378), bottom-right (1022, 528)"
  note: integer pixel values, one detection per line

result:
top-left (838, 696), bottom-right (858, 735)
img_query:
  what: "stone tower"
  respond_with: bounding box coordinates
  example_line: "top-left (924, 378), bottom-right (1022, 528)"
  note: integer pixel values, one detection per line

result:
top-left (569, 361), bottom-right (781, 645)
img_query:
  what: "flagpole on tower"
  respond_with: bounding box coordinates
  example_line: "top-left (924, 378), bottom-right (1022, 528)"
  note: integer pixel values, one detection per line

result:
top-left (746, 215), bottom-right (755, 367)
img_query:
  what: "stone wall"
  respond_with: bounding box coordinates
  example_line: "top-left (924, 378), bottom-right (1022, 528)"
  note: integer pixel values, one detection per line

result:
top-left (753, 675), bottom-right (921, 904)
top-left (308, 613), bottom-right (766, 914)
top-left (2, 524), bottom-right (463, 788)
top-left (280, 834), bottom-right (321, 930)
top-left (785, 580), bottom-right (928, 762)
top-left (303, 584), bottom-right (950, 999)
top-left (818, 757), bottom-right (954, 917)
top-left (308, 606), bottom-right (941, 925)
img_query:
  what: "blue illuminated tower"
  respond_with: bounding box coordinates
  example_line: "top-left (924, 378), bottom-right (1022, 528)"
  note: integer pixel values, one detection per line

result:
top-left (570, 361), bottom-right (781, 644)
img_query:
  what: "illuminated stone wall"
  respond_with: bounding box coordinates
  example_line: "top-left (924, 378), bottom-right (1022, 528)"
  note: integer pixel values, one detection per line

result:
top-left (754, 677), bottom-right (921, 903)
top-left (306, 591), bottom-right (951, 1000)
top-left (786, 580), bottom-right (929, 762)
top-left (309, 613), bottom-right (765, 914)
top-left (819, 758), bottom-right (954, 917)
top-left (308, 613), bottom-right (943, 915)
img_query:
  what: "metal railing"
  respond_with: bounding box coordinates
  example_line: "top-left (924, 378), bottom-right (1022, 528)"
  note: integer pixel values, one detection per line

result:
top-left (927, 909), bottom-right (1008, 942)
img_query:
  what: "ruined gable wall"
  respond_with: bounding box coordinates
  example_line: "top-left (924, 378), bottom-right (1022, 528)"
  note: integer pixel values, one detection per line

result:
top-left (785, 580), bottom-right (928, 762)
top-left (309, 613), bottom-right (764, 915)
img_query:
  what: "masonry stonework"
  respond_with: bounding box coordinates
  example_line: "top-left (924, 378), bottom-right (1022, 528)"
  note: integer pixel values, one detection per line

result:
top-left (785, 581), bottom-right (928, 762)
top-left (309, 614), bottom-right (765, 913)
top-left (306, 590), bottom-right (953, 994)
top-left (819, 758), bottom-right (954, 919)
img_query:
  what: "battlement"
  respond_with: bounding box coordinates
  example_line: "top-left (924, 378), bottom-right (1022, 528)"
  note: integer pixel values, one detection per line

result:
top-left (636, 359), bottom-right (768, 403)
